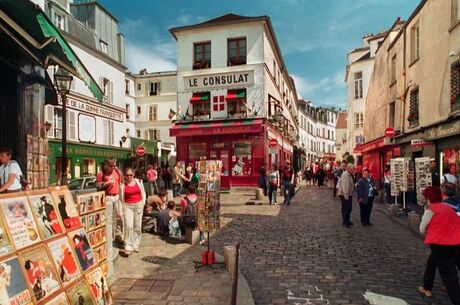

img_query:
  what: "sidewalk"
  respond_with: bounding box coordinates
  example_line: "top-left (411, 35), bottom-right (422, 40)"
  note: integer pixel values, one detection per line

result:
top-left (111, 191), bottom-right (256, 305)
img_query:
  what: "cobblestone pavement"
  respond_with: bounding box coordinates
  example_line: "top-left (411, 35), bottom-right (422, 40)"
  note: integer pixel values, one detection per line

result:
top-left (212, 185), bottom-right (452, 305)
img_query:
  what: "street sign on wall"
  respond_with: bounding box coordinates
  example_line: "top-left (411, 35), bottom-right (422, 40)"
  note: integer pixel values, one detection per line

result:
top-left (384, 127), bottom-right (396, 138)
top-left (269, 139), bottom-right (278, 147)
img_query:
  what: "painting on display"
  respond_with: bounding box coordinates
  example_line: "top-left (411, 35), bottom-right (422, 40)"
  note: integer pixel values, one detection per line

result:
top-left (92, 244), bottom-right (106, 263)
top-left (67, 229), bottom-right (96, 272)
top-left (27, 192), bottom-right (64, 239)
top-left (0, 215), bottom-right (14, 257)
top-left (47, 292), bottom-right (70, 305)
top-left (65, 280), bottom-right (95, 305)
top-left (0, 195), bottom-right (41, 249)
top-left (49, 187), bottom-right (81, 231)
top-left (18, 245), bottom-right (61, 303)
top-left (47, 237), bottom-right (81, 285)
top-left (0, 256), bottom-right (32, 305)
top-left (85, 267), bottom-right (112, 305)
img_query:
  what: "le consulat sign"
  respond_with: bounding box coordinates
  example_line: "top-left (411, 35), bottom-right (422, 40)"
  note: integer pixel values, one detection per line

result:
top-left (184, 70), bottom-right (254, 91)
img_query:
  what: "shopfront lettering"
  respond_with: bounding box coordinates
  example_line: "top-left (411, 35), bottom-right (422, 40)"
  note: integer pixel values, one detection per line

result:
top-left (63, 98), bottom-right (124, 122)
top-left (426, 120), bottom-right (460, 140)
top-left (174, 125), bottom-right (260, 137)
top-left (184, 71), bottom-right (254, 91)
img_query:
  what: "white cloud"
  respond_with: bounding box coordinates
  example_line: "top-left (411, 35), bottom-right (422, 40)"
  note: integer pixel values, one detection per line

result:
top-left (125, 41), bottom-right (176, 73)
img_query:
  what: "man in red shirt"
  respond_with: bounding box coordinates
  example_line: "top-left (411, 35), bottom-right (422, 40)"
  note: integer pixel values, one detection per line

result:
top-left (96, 159), bottom-right (123, 275)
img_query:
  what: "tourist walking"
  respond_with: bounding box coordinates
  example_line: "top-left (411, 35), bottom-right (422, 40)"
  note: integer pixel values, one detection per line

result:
top-left (305, 164), bottom-right (313, 186)
top-left (0, 147), bottom-right (24, 193)
top-left (326, 163), bottom-right (334, 189)
top-left (146, 164), bottom-right (158, 195)
top-left (356, 169), bottom-right (377, 226)
top-left (418, 186), bottom-right (460, 305)
top-left (120, 168), bottom-right (146, 255)
top-left (337, 163), bottom-right (355, 228)
top-left (258, 163), bottom-right (268, 196)
top-left (333, 161), bottom-right (346, 197)
top-left (383, 165), bottom-right (392, 205)
top-left (281, 160), bottom-right (294, 205)
top-left (316, 165), bottom-right (325, 189)
top-left (268, 164), bottom-right (280, 205)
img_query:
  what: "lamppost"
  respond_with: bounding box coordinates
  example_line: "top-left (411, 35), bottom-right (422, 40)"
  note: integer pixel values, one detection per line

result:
top-left (54, 69), bottom-right (73, 185)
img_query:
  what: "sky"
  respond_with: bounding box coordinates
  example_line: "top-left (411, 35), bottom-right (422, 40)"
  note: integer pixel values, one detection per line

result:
top-left (98, 0), bottom-right (420, 109)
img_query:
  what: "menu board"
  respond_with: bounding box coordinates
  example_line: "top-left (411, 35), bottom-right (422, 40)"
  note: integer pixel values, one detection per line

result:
top-left (415, 157), bottom-right (432, 206)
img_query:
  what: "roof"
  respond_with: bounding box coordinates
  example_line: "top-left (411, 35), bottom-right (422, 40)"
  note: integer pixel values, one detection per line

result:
top-left (355, 51), bottom-right (371, 63)
top-left (349, 46), bottom-right (370, 54)
top-left (366, 31), bottom-right (388, 41)
top-left (70, 0), bottom-right (119, 23)
top-left (336, 112), bottom-right (348, 129)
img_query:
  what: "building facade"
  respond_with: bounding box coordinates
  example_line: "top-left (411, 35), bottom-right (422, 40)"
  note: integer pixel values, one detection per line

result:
top-left (335, 111), bottom-right (348, 161)
top-left (44, 0), bottom-right (130, 183)
top-left (169, 14), bottom-right (299, 188)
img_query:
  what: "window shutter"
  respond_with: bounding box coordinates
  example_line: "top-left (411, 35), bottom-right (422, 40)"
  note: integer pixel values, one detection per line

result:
top-left (45, 105), bottom-right (54, 138)
top-left (154, 106), bottom-right (157, 120)
top-left (109, 81), bottom-right (114, 104)
top-left (157, 82), bottom-right (161, 94)
top-left (109, 121), bottom-right (114, 145)
top-left (213, 96), bottom-right (218, 111)
top-left (144, 129), bottom-right (148, 139)
top-left (219, 95), bottom-right (225, 111)
top-left (68, 110), bottom-right (76, 140)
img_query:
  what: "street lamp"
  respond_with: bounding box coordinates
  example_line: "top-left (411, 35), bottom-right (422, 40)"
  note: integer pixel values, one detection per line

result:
top-left (274, 109), bottom-right (283, 123)
top-left (54, 68), bottom-right (73, 185)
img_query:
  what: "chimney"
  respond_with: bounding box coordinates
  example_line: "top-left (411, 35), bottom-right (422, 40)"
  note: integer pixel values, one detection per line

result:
top-left (139, 68), bottom-right (148, 75)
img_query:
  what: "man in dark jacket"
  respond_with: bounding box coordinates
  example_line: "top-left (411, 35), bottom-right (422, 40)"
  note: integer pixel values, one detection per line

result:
top-left (356, 169), bottom-right (377, 226)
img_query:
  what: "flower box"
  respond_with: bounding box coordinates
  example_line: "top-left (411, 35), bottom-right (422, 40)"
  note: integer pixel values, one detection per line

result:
top-left (193, 114), bottom-right (210, 121)
top-left (229, 112), bottom-right (246, 119)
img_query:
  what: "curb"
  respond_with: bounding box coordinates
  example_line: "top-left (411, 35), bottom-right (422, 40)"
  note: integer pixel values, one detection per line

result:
top-left (374, 204), bottom-right (424, 240)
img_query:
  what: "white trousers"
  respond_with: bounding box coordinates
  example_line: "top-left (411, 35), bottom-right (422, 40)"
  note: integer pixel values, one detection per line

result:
top-left (123, 202), bottom-right (143, 251)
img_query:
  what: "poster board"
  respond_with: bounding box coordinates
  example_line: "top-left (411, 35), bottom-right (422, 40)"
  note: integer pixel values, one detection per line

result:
top-left (196, 161), bottom-right (221, 232)
top-left (49, 187), bottom-right (81, 231)
top-left (415, 157), bottom-right (432, 206)
top-left (0, 256), bottom-right (33, 305)
top-left (390, 158), bottom-right (415, 196)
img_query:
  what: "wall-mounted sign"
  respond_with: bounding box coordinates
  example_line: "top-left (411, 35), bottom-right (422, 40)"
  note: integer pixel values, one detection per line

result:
top-left (184, 70), bottom-right (254, 91)
top-left (411, 139), bottom-right (432, 147)
top-left (60, 96), bottom-right (124, 122)
top-left (79, 114), bottom-right (96, 143)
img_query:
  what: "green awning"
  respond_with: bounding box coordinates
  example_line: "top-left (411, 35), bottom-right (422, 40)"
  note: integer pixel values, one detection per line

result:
top-left (131, 137), bottom-right (158, 156)
top-left (0, 0), bottom-right (104, 103)
top-left (225, 89), bottom-right (246, 100)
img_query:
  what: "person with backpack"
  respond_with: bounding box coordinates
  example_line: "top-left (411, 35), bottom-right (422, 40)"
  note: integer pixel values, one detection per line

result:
top-left (179, 185), bottom-right (205, 244)
top-left (268, 164), bottom-right (280, 205)
top-left (0, 147), bottom-right (25, 193)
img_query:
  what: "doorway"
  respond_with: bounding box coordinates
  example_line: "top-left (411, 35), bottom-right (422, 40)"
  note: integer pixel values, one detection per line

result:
top-left (209, 149), bottom-right (230, 189)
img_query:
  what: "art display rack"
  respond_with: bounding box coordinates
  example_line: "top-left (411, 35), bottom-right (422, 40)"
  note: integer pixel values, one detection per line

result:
top-left (415, 157), bottom-right (432, 206)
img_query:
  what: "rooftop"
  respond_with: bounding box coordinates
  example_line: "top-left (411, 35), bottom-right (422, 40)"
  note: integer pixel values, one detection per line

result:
top-left (336, 112), bottom-right (348, 129)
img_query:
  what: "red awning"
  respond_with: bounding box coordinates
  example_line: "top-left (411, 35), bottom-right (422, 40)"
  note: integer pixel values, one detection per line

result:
top-left (170, 119), bottom-right (263, 137)
top-left (190, 92), bottom-right (210, 103)
top-left (225, 89), bottom-right (246, 100)
top-left (354, 137), bottom-right (385, 153)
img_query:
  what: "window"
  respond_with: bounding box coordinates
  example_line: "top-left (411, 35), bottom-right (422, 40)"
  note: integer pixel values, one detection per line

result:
top-left (125, 80), bottom-right (130, 94)
top-left (233, 141), bottom-right (252, 176)
top-left (228, 38), bottom-right (246, 66)
top-left (389, 101), bottom-right (396, 128)
top-left (328, 130), bottom-right (330, 139)
top-left (137, 83), bottom-right (142, 91)
top-left (126, 104), bottom-right (130, 120)
top-left (273, 60), bottom-right (277, 83)
top-left (55, 13), bottom-right (64, 30)
top-left (54, 108), bottom-right (62, 139)
top-left (100, 77), bottom-right (113, 104)
top-left (411, 23), bottom-right (420, 62)
top-left (136, 130), bottom-right (141, 138)
top-left (148, 105), bottom-right (157, 121)
top-left (137, 106), bottom-right (141, 115)
top-left (451, 60), bottom-right (460, 111)
top-left (391, 55), bottom-right (397, 84)
top-left (146, 129), bottom-right (160, 141)
top-left (356, 135), bottom-right (364, 144)
top-left (192, 92), bottom-right (211, 117)
top-left (354, 71), bottom-right (363, 99)
top-left (354, 112), bottom-right (364, 128)
top-left (408, 87), bottom-right (419, 126)
top-left (126, 128), bottom-right (130, 136)
top-left (213, 96), bottom-right (225, 112)
top-left (103, 119), bottom-right (114, 145)
top-left (194, 42), bottom-right (211, 69)
top-left (189, 143), bottom-right (206, 161)
top-left (149, 82), bottom-right (158, 96)
top-left (322, 142), bottom-right (325, 152)
top-left (226, 89), bottom-right (247, 116)
top-left (100, 40), bottom-right (108, 54)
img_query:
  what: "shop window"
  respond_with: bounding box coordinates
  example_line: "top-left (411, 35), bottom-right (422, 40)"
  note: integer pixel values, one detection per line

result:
top-left (440, 149), bottom-right (459, 183)
top-left (193, 42), bottom-right (211, 69)
top-left (233, 141), bottom-right (252, 176)
top-left (354, 71), bottom-right (363, 99)
top-left (450, 60), bottom-right (460, 112)
top-left (227, 37), bottom-right (246, 66)
top-left (408, 87), bottom-right (419, 127)
top-left (189, 143), bottom-right (206, 161)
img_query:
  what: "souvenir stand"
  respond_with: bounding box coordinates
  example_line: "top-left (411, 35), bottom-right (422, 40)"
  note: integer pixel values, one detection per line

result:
top-left (0, 186), bottom-right (113, 305)
top-left (390, 158), bottom-right (414, 211)
top-left (193, 160), bottom-right (224, 271)
top-left (415, 157), bottom-right (432, 207)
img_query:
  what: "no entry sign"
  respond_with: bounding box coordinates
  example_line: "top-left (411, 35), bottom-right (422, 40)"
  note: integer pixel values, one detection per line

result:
top-left (136, 145), bottom-right (146, 156)
top-left (384, 127), bottom-right (396, 138)
top-left (269, 139), bottom-right (278, 147)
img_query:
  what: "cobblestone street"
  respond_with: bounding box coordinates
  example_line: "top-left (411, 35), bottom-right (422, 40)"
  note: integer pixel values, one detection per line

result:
top-left (213, 186), bottom-right (452, 305)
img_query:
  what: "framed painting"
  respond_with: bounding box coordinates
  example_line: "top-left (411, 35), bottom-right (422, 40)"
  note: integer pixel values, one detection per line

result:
top-left (92, 244), bottom-right (106, 263)
top-left (65, 280), bottom-right (95, 305)
top-left (18, 245), bottom-right (61, 303)
top-left (85, 267), bottom-right (112, 305)
top-left (0, 214), bottom-right (14, 258)
top-left (0, 256), bottom-right (32, 305)
top-left (67, 229), bottom-right (96, 272)
top-left (47, 291), bottom-right (70, 305)
top-left (47, 237), bottom-right (80, 285)
top-left (27, 191), bottom-right (64, 240)
top-left (0, 194), bottom-right (41, 249)
top-left (77, 195), bottom-right (87, 215)
top-left (49, 187), bottom-right (81, 231)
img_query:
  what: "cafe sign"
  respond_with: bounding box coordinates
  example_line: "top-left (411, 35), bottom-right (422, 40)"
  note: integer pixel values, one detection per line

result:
top-left (184, 70), bottom-right (254, 91)
top-left (59, 96), bottom-right (124, 122)
top-left (426, 120), bottom-right (460, 140)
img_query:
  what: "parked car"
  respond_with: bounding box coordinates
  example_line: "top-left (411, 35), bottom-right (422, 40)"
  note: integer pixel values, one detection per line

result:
top-left (69, 176), bottom-right (97, 195)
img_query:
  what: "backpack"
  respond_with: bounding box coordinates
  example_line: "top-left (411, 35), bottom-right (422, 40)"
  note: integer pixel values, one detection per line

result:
top-left (183, 196), bottom-right (198, 227)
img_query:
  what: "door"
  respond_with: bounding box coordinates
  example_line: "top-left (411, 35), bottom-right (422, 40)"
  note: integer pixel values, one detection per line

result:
top-left (209, 149), bottom-right (230, 190)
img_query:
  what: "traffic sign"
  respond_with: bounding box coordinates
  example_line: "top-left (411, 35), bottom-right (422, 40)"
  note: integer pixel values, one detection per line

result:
top-left (269, 139), bottom-right (278, 147)
top-left (136, 145), bottom-right (146, 156)
top-left (384, 127), bottom-right (396, 138)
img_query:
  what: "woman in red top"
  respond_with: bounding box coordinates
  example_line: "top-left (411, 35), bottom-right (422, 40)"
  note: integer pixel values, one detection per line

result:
top-left (419, 186), bottom-right (460, 304)
top-left (120, 168), bottom-right (146, 254)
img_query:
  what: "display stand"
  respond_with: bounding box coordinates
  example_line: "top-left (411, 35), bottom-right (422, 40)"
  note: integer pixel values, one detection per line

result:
top-left (390, 158), bottom-right (414, 215)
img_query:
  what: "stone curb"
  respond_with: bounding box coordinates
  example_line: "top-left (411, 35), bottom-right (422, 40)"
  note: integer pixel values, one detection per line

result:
top-left (374, 203), bottom-right (424, 240)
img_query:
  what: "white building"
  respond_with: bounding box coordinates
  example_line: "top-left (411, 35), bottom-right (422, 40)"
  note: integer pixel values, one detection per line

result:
top-left (345, 32), bottom-right (386, 161)
top-left (133, 70), bottom-right (177, 165)
top-left (335, 111), bottom-right (348, 161)
top-left (44, 0), bottom-right (130, 182)
top-left (169, 14), bottom-right (299, 187)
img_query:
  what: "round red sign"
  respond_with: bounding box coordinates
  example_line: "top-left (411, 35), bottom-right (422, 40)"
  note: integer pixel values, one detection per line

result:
top-left (269, 139), bottom-right (278, 147)
top-left (384, 127), bottom-right (396, 138)
top-left (136, 145), bottom-right (146, 156)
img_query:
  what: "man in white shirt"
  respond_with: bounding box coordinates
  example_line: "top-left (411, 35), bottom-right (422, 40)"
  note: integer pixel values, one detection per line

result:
top-left (442, 167), bottom-right (458, 185)
top-left (0, 148), bottom-right (23, 193)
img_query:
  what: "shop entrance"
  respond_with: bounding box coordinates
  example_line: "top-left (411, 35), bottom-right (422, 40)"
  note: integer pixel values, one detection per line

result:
top-left (209, 149), bottom-right (230, 189)
top-left (0, 58), bottom-right (19, 156)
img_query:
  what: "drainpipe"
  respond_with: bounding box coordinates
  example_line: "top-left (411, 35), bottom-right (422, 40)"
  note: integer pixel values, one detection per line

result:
top-left (401, 26), bottom-right (407, 134)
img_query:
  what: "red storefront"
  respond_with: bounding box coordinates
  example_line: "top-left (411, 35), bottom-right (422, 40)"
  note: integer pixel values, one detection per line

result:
top-left (170, 118), bottom-right (292, 189)
top-left (354, 137), bottom-right (400, 186)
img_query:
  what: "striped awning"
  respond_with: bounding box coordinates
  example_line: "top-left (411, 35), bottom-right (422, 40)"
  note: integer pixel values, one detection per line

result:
top-left (225, 89), bottom-right (246, 100)
top-left (170, 119), bottom-right (263, 137)
top-left (190, 92), bottom-right (210, 103)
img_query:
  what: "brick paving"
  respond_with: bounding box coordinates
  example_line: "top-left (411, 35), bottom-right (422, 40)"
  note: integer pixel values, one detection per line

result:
top-left (211, 185), bottom-right (452, 305)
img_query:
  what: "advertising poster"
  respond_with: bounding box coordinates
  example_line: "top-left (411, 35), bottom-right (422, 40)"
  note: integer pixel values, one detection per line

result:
top-left (65, 280), bottom-right (95, 305)
top-left (47, 292), bottom-right (70, 305)
top-left (93, 244), bottom-right (106, 263)
top-left (49, 187), bottom-right (81, 231)
top-left (0, 195), bottom-right (41, 249)
top-left (18, 245), bottom-right (61, 302)
top-left (85, 267), bottom-right (111, 305)
top-left (47, 237), bottom-right (80, 285)
top-left (0, 216), bottom-right (14, 258)
top-left (27, 192), bottom-right (64, 239)
top-left (67, 229), bottom-right (96, 272)
top-left (0, 256), bottom-right (32, 305)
